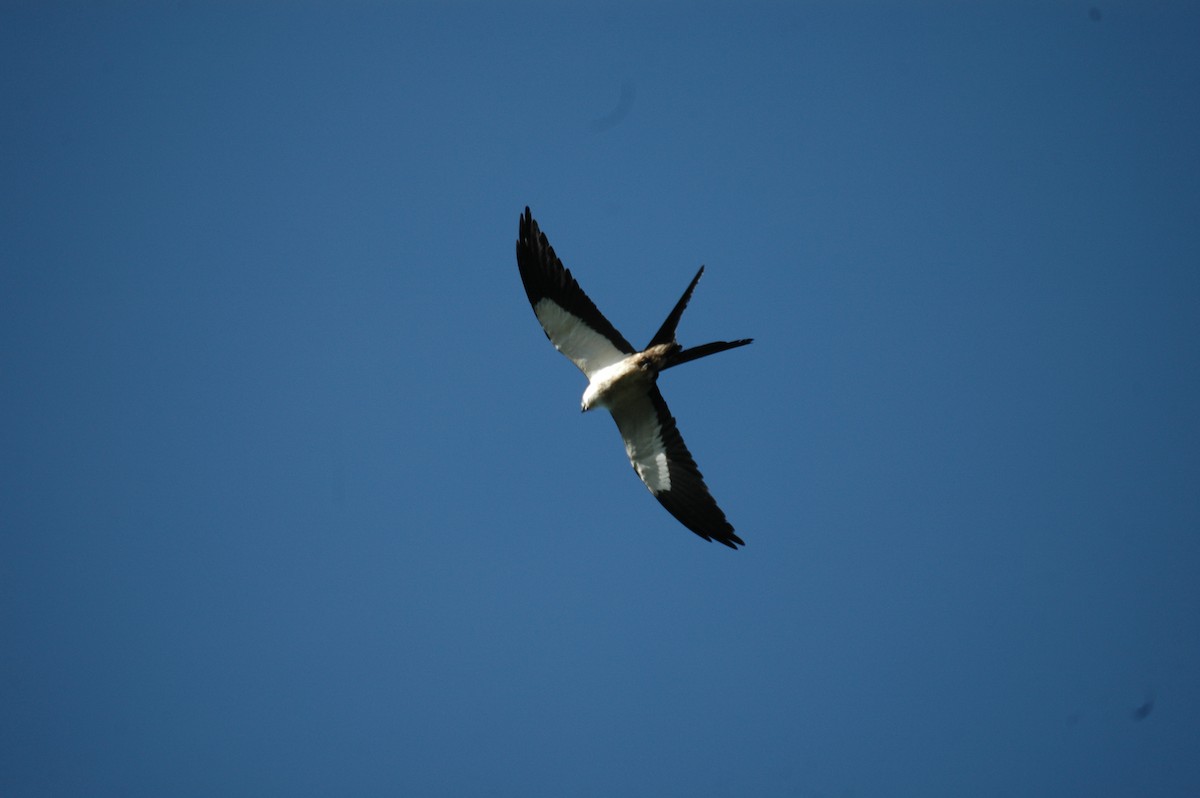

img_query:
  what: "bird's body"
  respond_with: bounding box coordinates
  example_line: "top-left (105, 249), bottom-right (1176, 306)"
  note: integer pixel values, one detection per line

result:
top-left (515, 207), bottom-right (751, 549)
top-left (581, 344), bottom-right (673, 412)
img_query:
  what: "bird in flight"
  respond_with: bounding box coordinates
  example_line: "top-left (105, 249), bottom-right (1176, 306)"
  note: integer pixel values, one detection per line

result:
top-left (515, 207), bottom-right (751, 549)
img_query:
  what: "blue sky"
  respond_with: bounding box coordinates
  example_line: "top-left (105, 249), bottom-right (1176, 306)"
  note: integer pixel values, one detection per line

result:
top-left (3, 2), bottom-right (1198, 796)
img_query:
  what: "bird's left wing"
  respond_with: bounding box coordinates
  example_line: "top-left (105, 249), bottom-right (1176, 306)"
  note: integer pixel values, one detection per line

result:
top-left (608, 385), bottom-right (744, 549)
top-left (516, 207), bottom-right (635, 378)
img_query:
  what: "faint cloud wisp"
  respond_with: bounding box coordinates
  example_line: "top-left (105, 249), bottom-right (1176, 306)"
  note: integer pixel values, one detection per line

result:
top-left (590, 80), bottom-right (636, 132)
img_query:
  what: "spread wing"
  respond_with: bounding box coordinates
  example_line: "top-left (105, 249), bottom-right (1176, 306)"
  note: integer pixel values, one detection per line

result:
top-left (608, 385), bottom-right (744, 549)
top-left (516, 207), bottom-right (635, 378)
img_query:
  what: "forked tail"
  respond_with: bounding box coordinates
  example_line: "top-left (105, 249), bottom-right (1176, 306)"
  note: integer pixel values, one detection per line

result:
top-left (648, 265), bottom-right (752, 369)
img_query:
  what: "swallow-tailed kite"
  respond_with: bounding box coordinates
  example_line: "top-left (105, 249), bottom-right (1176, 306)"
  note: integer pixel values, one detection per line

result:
top-left (515, 207), bottom-right (751, 549)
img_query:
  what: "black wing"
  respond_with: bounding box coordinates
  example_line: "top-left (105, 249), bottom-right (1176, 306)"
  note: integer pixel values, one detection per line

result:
top-left (516, 207), bottom-right (635, 376)
top-left (610, 385), bottom-right (745, 549)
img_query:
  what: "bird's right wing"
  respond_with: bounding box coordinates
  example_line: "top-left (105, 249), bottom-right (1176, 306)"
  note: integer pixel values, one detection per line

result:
top-left (516, 207), bottom-right (635, 378)
top-left (609, 385), bottom-right (745, 549)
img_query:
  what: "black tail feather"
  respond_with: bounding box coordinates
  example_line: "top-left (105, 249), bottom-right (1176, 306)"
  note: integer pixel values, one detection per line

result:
top-left (648, 266), bottom-right (705, 348)
top-left (666, 338), bottom-right (753, 369)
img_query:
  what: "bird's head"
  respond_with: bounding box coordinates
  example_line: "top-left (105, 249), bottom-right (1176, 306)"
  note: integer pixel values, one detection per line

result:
top-left (580, 383), bottom-right (601, 413)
